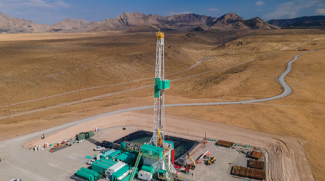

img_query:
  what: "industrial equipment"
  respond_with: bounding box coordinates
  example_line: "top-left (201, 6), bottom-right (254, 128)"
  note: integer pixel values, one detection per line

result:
top-left (186, 151), bottom-right (196, 167)
top-left (206, 156), bottom-right (216, 165)
top-left (148, 31), bottom-right (170, 147)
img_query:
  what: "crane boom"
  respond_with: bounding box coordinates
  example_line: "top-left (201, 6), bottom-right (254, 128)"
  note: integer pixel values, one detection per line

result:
top-left (149, 32), bottom-right (170, 147)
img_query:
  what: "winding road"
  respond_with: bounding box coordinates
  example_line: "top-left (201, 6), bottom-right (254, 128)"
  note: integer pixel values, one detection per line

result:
top-left (0, 48), bottom-right (319, 146)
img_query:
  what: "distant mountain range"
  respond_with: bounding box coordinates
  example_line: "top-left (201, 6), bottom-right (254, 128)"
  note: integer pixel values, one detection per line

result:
top-left (0, 12), bottom-right (280, 33)
top-left (267, 15), bottom-right (325, 27)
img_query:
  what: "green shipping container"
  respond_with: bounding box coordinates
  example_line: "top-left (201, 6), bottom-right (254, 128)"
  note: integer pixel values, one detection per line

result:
top-left (77, 133), bottom-right (85, 140)
top-left (87, 131), bottom-right (95, 138)
top-left (115, 152), bottom-right (137, 165)
top-left (99, 159), bottom-right (117, 167)
top-left (112, 165), bottom-right (130, 181)
top-left (121, 168), bottom-right (138, 181)
top-left (91, 162), bottom-right (112, 174)
top-left (108, 150), bottom-right (122, 160)
top-left (141, 144), bottom-right (163, 159)
top-left (76, 170), bottom-right (94, 181)
top-left (120, 142), bottom-right (127, 150)
top-left (100, 149), bottom-right (116, 159)
top-left (141, 165), bottom-right (155, 174)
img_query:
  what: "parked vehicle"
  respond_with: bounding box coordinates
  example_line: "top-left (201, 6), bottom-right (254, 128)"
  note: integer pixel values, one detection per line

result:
top-left (94, 146), bottom-right (105, 151)
top-left (87, 159), bottom-right (95, 165)
top-left (9, 179), bottom-right (21, 181)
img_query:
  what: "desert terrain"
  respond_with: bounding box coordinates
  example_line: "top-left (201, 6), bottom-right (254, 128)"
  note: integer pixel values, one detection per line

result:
top-left (0, 29), bottom-right (325, 180)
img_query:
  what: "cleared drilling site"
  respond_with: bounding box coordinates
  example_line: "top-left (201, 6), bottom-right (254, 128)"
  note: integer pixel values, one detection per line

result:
top-left (0, 28), bottom-right (325, 181)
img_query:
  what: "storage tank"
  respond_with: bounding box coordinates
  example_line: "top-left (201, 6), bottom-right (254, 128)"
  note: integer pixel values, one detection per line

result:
top-left (76, 170), bottom-right (94, 181)
top-left (80, 167), bottom-right (100, 179)
top-left (107, 161), bottom-right (126, 176)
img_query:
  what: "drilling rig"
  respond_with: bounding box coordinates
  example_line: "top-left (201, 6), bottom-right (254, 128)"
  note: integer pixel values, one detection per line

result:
top-left (129, 32), bottom-right (174, 181)
top-left (149, 31), bottom-right (170, 147)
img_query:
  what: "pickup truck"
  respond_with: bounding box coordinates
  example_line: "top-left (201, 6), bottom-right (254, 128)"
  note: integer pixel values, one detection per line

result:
top-left (94, 146), bottom-right (105, 151)
top-left (87, 159), bottom-right (95, 165)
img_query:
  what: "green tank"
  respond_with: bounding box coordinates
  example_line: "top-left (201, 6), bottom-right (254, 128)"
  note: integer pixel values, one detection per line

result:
top-left (80, 167), bottom-right (100, 179)
top-left (76, 170), bottom-right (94, 181)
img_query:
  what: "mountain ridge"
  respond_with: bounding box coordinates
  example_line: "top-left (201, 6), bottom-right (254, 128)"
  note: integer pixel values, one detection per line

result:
top-left (0, 11), bottom-right (279, 33)
top-left (267, 15), bottom-right (325, 27)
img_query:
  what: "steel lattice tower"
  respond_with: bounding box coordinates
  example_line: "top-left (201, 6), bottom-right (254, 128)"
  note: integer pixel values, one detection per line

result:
top-left (149, 32), bottom-right (170, 147)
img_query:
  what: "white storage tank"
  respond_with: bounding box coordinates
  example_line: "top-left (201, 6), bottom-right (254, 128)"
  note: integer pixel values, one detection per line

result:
top-left (107, 161), bottom-right (126, 176)
top-left (138, 170), bottom-right (153, 181)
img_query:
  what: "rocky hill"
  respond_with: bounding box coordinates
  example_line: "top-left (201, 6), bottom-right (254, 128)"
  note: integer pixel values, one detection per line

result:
top-left (50, 18), bottom-right (89, 31)
top-left (267, 15), bottom-right (325, 27)
top-left (209, 13), bottom-right (249, 30)
top-left (245, 17), bottom-right (279, 30)
top-left (0, 11), bottom-right (279, 33)
top-left (0, 12), bottom-right (50, 33)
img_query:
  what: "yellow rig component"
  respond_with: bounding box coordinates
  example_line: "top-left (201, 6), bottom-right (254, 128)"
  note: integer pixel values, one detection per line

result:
top-left (158, 129), bottom-right (162, 146)
top-left (156, 31), bottom-right (164, 39)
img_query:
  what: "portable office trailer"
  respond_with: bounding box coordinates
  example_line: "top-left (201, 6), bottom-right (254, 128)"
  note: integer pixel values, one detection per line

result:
top-left (138, 170), bottom-right (153, 181)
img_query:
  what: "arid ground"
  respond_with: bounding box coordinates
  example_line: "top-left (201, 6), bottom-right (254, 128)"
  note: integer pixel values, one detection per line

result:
top-left (0, 29), bottom-right (324, 180)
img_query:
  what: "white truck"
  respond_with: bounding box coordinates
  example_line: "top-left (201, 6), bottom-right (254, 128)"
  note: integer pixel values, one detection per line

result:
top-left (87, 159), bottom-right (95, 165)
top-left (93, 146), bottom-right (105, 151)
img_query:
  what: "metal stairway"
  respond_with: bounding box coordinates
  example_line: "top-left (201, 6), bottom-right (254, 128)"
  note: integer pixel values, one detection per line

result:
top-left (169, 163), bottom-right (177, 174)
top-left (163, 157), bottom-right (174, 181)
top-left (129, 151), bottom-right (142, 181)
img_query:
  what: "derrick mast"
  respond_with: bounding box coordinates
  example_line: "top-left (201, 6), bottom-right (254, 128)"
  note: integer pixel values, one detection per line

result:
top-left (149, 31), bottom-right (170, 147)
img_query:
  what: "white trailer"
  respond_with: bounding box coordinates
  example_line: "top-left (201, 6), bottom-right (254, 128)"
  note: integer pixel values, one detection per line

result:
top-left (138, 170), bottom-right (153, 181)
top-left (106, 161), bottom-right (126, 176)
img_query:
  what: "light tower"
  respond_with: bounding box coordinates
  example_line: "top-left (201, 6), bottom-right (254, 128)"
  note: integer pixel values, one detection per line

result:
top-left (149, 31), bottom-right (170, 147)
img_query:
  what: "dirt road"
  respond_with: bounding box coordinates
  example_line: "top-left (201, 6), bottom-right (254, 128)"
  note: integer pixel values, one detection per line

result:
top-left (0, 48), bottom-right (319, 120)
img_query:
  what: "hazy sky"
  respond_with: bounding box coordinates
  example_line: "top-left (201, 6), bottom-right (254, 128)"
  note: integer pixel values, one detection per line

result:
top-left (0, 0), bottom-right (324, 24)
